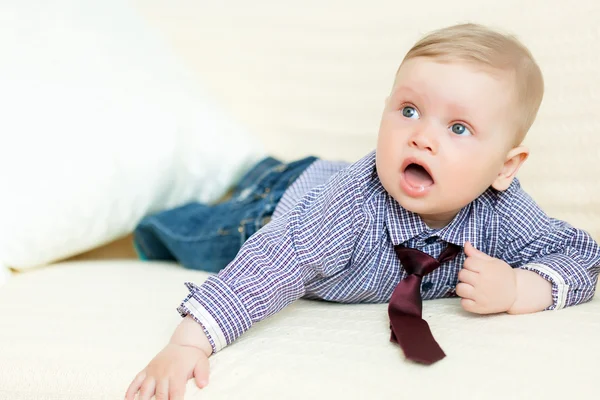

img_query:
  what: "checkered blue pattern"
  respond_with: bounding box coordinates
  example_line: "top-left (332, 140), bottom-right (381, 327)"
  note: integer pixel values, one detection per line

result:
top-left (272, 159), bottom-right (351, 219)
top-left (178, 150), bottom-right (600, 354)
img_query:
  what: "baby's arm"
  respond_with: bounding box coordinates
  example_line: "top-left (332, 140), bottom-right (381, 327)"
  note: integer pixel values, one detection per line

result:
top-left (125, 315), bottom-right (212, 400)
top-left (509, 268), bottom-right (554, 314)
top-left (458, 184), bottom-right (600, 314)
top-left (126, 161), bottom-right (366, 399)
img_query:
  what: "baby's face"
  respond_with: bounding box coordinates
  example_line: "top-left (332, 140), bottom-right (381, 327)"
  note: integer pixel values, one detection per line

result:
top-left (376, 57), bottom-right (519, 228)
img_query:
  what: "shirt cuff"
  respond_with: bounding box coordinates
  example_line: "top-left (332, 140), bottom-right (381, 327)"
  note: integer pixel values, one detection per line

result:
top-left (176, 277), bottom-right (253, 353)
top-left (177, 291), bottom-right (226, 354)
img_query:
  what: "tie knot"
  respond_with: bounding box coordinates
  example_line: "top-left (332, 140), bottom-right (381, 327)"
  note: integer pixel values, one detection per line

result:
top-left (394, 243), bottom-right (461, 276)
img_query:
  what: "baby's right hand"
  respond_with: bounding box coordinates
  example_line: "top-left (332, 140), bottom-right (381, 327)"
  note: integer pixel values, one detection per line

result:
top-left (125, 315), bottom-right (213, 400)
top-left (125, 342), bottom-right (209, 400)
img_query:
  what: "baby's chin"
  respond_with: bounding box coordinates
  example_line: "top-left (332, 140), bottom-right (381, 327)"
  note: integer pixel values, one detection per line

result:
top-left (394, 196), bottom-right (464, 228)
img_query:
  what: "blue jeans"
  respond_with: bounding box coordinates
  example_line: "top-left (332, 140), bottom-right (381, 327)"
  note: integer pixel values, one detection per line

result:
top-left (133, 155), bottom-right (318, 273)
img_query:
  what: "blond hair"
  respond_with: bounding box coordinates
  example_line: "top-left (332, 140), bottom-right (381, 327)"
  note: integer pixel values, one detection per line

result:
top-left (397, 23), bottom-right (544, 143)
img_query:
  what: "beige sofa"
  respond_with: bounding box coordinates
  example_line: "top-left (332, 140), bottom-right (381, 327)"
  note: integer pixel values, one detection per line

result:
top-left (1, 1), bottom-right (599, 399)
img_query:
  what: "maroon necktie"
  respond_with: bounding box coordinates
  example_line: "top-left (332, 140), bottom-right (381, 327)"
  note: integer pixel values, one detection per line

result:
top-left (388, 243), bottom-right (461, 365)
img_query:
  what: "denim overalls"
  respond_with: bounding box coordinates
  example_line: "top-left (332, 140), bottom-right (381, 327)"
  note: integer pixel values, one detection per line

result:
top-left (133, 156), bottom-right (318, 273)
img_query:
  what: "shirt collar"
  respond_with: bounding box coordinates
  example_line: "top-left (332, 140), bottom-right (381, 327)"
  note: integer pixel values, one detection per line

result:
top-left (384, 193), bottom-right (429, 244)
top-left (384, 192), bottom-right (488, 252)
top-left (436, 204), bottom-right (483, 249)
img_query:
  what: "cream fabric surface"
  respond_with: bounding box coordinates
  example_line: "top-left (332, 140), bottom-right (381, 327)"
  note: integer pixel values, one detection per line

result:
top-left (1, 1), bottom-right (599, 399)
top-left (1, 260), bottom-right (599, 400)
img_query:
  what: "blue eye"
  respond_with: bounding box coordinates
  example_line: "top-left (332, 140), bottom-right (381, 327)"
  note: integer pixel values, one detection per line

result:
top-left (450, 123), bottom-right (472, 136)
top-left (402, 106), bottom-right (420, 119)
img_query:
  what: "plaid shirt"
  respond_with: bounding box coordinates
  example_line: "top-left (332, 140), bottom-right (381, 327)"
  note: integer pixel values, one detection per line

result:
top-left (178, 151), bottom-right (600, 354)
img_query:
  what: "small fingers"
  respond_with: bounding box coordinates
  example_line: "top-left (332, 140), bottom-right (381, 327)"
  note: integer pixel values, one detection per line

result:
top-left (463, 241), bottom-right (477, 258)
top-left (460, 298), bottom-right (480, 313)
top-left (125, 371), bottom-right (146, 400)
top-left (462, 256), bottom-right (481, 273)
top-left (138, 377), bottom-right (156, 400)
top-left (154, 379), bottom-right (169, 400)
top-left (455, 282), bottom-right (475, 300)
top-left (193, 355), bottom-right (210, 389)
top-left (457, 268), bottom-right (478, 285)
top-left (464, 241), bottom-right (492, 260)
top-left (169, 377), bottom-right (187, 400)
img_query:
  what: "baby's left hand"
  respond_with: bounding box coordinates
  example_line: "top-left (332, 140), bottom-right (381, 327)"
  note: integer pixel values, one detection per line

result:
top-left (456, 241), bottom-right (517, 314)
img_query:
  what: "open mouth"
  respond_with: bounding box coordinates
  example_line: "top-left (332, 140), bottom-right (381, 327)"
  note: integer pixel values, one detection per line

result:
top-left (403, 162), bottom-right (434, 188)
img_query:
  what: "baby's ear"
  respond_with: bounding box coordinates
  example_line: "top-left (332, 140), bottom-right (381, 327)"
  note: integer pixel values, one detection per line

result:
top-left (491, 145), bottom-right (529, 191)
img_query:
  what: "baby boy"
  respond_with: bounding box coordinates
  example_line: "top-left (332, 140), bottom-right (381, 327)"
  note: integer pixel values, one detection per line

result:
top-left (126, 23), bottom-right (600, 400)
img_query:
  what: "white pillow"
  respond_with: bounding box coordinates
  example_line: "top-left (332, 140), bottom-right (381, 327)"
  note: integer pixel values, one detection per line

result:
top-left (0, 0), bottom-right (265, 270)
